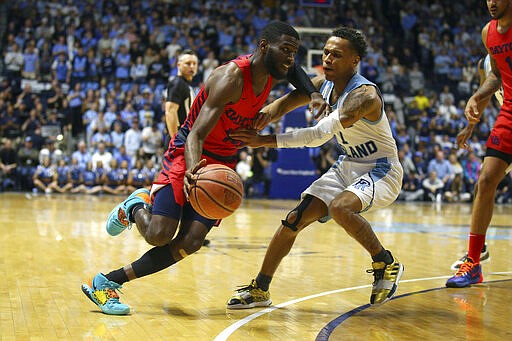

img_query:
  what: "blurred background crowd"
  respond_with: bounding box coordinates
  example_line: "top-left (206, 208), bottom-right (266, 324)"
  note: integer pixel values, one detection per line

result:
top-left (1, 0), bottom-right (511, 203)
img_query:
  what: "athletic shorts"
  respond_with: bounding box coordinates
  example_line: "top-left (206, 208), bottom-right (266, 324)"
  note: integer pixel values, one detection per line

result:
top-left (152, 184), bottom-right (218, 229)
top-left (485, 148), bottom-right (512, 174)
top-left (487, 108), bottom-right (512, 155)
top-left (150, 147), bottom-right (236, 226)
top-left (302, 156), bottom-right (403, 222)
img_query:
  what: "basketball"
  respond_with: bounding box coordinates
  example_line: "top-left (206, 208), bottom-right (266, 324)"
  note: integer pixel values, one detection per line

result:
top-left (189, 164), bottom-right (244, 219)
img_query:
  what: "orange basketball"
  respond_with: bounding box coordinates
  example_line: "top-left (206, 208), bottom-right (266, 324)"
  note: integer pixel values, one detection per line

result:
top-left (189, 164), bottom-right (244, 219)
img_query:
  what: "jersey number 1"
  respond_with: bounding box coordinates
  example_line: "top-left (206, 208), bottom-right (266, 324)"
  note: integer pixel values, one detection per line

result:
top-left (339, 132), bottom-right (348, 144)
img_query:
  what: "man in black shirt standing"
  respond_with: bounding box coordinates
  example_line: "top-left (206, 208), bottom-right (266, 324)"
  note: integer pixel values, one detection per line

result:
top-left (164, 50), bottom-right (198, 138)
top-left (164, 49), bottom-right (212, 246)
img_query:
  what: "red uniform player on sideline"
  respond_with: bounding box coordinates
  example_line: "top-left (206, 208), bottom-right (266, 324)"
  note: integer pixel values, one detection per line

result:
top-left (446, 0), bottom-right (512, 288)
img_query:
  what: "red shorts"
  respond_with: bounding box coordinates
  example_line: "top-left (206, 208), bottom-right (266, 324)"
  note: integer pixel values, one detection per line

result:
top-left (151, 147), bottom-right (236, 206)
top-left (486, 108), bottom-right (512, 154)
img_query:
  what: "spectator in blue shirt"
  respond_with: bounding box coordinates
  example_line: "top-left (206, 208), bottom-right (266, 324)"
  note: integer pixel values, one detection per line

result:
top-left (71, 46), bottom-right (88, 87)
top-left (52, 51), bottom-right (71, 84)
top-left (71, 141), bottom-right (92, 169)
top-left (115, 45), bottom-right (131, 82)
top-left (428, 150), bottom-right (453, 187)
top-left (22, 41), bottom-right (39, 80)
top-left (51, 35), bottom-right (68, 58)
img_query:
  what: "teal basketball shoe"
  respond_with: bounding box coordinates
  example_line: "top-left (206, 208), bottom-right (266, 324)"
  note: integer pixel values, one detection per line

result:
top-left (106, 188), bottom-right (151, 236)
top-left (81, 273), bottom-right (130, 315)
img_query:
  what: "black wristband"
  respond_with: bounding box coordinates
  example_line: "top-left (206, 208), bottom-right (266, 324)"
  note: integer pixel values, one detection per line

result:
top-left (287, 63), bottom-right (318, 95)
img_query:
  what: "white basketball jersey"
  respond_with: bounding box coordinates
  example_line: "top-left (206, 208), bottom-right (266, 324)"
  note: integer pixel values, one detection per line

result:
top-left (319, 74), bottom-right (399, 162)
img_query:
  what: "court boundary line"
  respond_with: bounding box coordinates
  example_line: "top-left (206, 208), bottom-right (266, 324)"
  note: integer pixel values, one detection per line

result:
top-left (316, 277), bottom-right (512, 340)
top-left (214, 272), bottom-right (512, 341)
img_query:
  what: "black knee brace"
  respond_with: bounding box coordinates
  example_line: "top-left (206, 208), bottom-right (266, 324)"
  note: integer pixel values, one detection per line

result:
top-left (281, 195), bottom-right (313, 231)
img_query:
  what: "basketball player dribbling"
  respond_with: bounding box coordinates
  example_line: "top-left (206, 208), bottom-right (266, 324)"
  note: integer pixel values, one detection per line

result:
top-left (227, 27), bottom-right (404, 308)
top-left (446, 0), bottom-right (512, 288)
top-left (81, 21), bottom-right (328, 315)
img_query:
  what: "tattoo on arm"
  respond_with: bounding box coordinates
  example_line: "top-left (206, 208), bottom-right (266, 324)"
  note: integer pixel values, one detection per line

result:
top-left (340, 86), bottom-right (377, 126)
top-left (475, 75), bottom-right (502, 102)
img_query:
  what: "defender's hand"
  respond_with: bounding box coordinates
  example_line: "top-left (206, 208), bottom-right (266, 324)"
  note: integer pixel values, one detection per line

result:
top-left (310, 92), bottom-right (329, 119)
top-left (229, 129), bottom-right (264, 148)
top-left (251, 111), bottom-right (272, 130)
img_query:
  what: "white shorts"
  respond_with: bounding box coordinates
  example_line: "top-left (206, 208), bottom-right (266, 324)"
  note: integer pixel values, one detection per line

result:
top-left (302, 156), bottom-right (403, 222)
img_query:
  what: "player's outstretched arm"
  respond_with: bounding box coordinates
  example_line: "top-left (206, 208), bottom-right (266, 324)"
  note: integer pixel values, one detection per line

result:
top-left (231, 108), bottom-right (341, 149)
top-left (229, 129), bottom-right (278, 148)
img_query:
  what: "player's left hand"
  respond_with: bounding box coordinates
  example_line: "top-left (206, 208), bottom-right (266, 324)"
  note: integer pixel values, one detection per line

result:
top-left (184, 158), bottom-right (207, 201)
top-left (251, 111), bottom-right (272, 130)
top-left (456, 124), bottom-right (475, 150)
top-left (310, 92), bottom-right (329, 119)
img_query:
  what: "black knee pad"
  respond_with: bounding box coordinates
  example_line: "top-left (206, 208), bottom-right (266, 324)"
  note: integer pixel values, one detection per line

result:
top-left (282, 195), bottom-right (313, 231)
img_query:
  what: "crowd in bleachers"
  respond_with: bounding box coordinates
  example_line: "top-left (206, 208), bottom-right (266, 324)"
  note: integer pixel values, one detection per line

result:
top-left (1, 0), bottom-right (511, 202)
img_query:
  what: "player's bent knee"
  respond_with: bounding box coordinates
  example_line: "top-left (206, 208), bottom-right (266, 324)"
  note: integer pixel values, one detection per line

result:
top-left (329, 202), bottom-right (352, 227)
top-left (477, 173), bottom-right (499, 191)
top-left (145, 223), bottom-right (175, 247)
top-left (282, 195), bottom-right (313, 232)
top-left (145, 232), bottom-right (171, 247)
top-left (282, 212), bottom-right (301, 232)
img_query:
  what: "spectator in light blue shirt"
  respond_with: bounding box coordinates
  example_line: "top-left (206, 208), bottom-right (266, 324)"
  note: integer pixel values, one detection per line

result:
top-left (110, 122), bottom-right (125, 150)
top-left (71, 141), bottom-right (92, 169)
top-left (115, 45), bottom-right (131, 81)
top-left (22, 42), bottom-right (39, 80)
top-left (428, 150), bottom-right (453, 186)
top-left (52, 35), bottom-right (68, 57)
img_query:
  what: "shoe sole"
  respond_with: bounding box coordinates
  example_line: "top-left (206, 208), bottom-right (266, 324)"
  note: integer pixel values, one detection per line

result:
top-left (227, 299), bottom-right (272, 310)
top-left (81, 284), bottom-right (99, 306)
top-left (445, 275), bottom-right (483, 288)
top-left (371, 263), bottom-right (405, 305)
top-left (106, 189), bottom-right (150, 236)
top-left (81, 284), bottom-right (130, 315)
top-left (106, 205), bottom-right (129, 236)
top-left (445, 279), bottom-right (483, 288)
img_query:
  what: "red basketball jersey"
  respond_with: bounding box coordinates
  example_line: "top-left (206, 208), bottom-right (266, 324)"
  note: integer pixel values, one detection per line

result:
top-left (486, 20), bottom-right (512, 111)
top-left (171, 55), bottom-right (273, 160)
top-left (154, 55), bottom-right (273, 205)
top-left (486, 20), bottom-right (512, 154)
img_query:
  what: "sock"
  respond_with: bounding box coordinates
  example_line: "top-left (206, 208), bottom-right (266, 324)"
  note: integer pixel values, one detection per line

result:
top-left (255, 273), bottom-right (272, 291)
top-left (468, 233), bottom-right (486, 263)
top-left (105, 269), bottom-right (129, 285)
top-left (131, 244), bottom-right (177, 278)
top-left (129, 203), bottom-right (145, 223)
top-left (372, 248), bottom-right (393, 265)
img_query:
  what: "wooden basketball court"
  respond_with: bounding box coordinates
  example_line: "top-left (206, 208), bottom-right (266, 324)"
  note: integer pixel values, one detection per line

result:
top-left (1, 192), bottom-right (511, 340)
